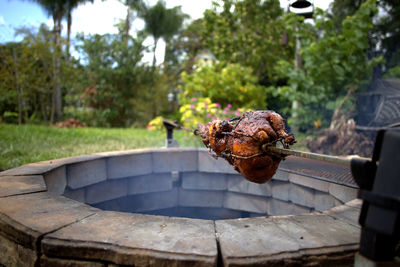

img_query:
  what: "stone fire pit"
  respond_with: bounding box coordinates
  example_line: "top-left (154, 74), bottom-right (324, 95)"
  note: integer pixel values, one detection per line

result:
top-left (0, 148), bottom-right (361, 266)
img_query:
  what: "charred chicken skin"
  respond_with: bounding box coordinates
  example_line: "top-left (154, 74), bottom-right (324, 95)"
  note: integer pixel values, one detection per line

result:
top-left (199, 110), bottom-right (295, 184)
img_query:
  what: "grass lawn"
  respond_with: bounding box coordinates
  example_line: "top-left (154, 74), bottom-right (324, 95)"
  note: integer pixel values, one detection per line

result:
top-left (0, 123), bottom-right (203, 171)
top-left (0, 123), bottom-right (308, 171)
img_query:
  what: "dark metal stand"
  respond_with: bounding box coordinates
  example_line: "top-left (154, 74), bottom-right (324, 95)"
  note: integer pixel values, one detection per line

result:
top-left (351, 130), bottom-right (400, 266)
top-left (163, 119), bottom-right (179, 148)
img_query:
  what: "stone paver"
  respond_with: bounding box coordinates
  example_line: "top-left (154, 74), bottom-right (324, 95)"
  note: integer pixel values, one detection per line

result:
top-left (329, 183), bottom-right (358, 203)
top-left (96, 189), bottom-right (178, 213)
top-left (0, 192), bottom-right (97, 249)
top-left (42, 211), bottom-right (217, 266)
top-left (216, 216), bottom-right (300, 265)
top-left (345, 199), bottom-right (362, 208)
top-left (334, 197), bottom-right (345, 206)
top-left (0, 233), bottom-right (37, 267)
top-left (271, 180), bottom-right (291, 201)
top-left (314, 192), bottom-right (336, 212)
top-left (223, 192), bottom-right (269, 214)
top-left (0, 175), bottom-right (46, 197)
top-left (267, 199), bottom-right (295, 215)
top-left (323, 203), bottom-right (361, 227)
top-left (272, 169), bottom-right (289, 181)
top-left (44, 166), bottom-right (66, 195)
top-left (271, 215), bottom-right (329, 249)
top-left (175, 207), bottom-right (244, 220)
top-left (288, 213), bottom-right (360, 247)
top-left (288, 173), bottom-right (331, 192)
top-left (291, 204), bottom-right (312, 215)
top-left (107, 152), bottom-right (152, 179)
top-left (289, 184), bottom-right (315, 208)
top-left (40, 256), bottom-right (105, 267)
top-left (128, 173), bottom-right (173, 195)
top-left (179, 189), bottom-right (224, 208)
top-left (227, 175), bottom-right (272, 197)
top-left (0, 155), bottom-right (103, 176)
top-left (198, 150), bottom-right (237, 174)
top-left (0, 163), bottom-right (55, 177)
top-left (182, 172), bottom-right (227, 190)
top-left (85, 179), bottom-right (128, 204)
top-left (273, 214), bottom-right (359, 265)
top-left (94, 148), bottom-right (153, 157)
top-left (130, 188), bottom-right (179, 212)
top-left (63, 188), bottom-right (85, 203)
top-left (152, 149), bottom-right (197, 173)
top-left (67, 159), bottom-right (107, 189)
top-left (216, 213), bottom-right (360, 266)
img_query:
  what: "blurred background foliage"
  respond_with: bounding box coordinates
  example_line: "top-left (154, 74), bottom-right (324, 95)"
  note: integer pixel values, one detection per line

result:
top-left (0, 0), bottom-right (399, 132)
top-left (178, 62), bottom-right (265, 109)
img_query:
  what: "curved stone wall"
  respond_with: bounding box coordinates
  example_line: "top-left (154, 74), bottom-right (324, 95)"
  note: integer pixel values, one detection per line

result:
top-left (0, 148), bottom-right (361, 266)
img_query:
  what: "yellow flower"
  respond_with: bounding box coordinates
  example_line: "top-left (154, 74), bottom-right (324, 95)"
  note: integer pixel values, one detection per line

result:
top-left (313, 119), bottom-right (322, 129)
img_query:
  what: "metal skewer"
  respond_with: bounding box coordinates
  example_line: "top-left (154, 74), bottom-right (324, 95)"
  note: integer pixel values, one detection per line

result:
top-left (162, 119), bottom-right (199, 135)
top-left (261, 145), bottom-right (361, 166)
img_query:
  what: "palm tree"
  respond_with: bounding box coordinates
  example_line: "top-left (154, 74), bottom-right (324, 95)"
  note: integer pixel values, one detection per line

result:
top-left (30, 0), bottom-right (65, 122)
top-left (141, 1), bottom-right (187, 66)
top-left (162, 5), bottom-right (188, 68)
top-left (142, 1), bottom-right (165, 66)
top-left (31, 0), bottom-right (64, 43)
top-left (65, 0), bottom-right (93, 58)
top-left (120, 0), bottom-right (145, 45)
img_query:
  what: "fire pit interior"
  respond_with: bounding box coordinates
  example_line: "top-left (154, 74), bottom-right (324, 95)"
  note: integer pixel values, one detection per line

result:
top-left (47, 149), bottom-right (356, 220)
top-left (56, 148), bottom-right (357, 220)
top-left (0, 147), bottom-right (361, 266)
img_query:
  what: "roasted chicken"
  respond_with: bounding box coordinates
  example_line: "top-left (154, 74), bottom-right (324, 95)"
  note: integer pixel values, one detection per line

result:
top-left (199, 110), bottom-right (295, 183)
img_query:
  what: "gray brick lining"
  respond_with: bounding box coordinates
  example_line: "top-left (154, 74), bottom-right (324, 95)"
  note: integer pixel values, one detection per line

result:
top-left (0, 148), bottom-right (360, 266)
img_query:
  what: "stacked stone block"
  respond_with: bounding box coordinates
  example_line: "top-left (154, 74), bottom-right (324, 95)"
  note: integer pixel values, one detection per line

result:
top-left (48, 149), bottom-right (358, 218)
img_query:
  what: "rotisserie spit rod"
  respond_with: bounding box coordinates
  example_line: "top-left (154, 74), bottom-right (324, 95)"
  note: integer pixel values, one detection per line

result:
top-left (261, 145), bottom-right (371, 166)
top-left (162, 119), bottom-right (199, 135)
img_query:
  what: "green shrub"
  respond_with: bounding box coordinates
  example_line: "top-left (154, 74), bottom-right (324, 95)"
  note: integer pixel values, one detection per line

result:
top-left (179, 62), bottom-right (266, 109)
top-left (384, 66), bottom-right (400, 78)
top-left (2, 111), bottom-right (18, 124)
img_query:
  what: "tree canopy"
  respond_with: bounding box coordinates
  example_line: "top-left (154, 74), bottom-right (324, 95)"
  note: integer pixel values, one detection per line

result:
top-left (203, 0), bottom-right (294, 85)
top-left (0, 0), bottom-right (393, 133)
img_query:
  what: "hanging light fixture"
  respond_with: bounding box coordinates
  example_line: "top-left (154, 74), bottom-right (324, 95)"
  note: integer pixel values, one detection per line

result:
top-left (290, 0), bottom-right (312, 9)
top-left (289, 0), bottom-right (314, 19)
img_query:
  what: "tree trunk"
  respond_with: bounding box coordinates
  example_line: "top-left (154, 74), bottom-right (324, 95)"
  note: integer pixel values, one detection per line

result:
top-left (291, 28), bottom-right (301, 133)
top-left (125, 7), bottom-right (131, 45)
top-left (51, 16), bottom-right (63, 123)
top-left (163, 36), bottom-right (170, 69)
top-left (40, 93), bottom-right (48, 122)
top-left (50, 45), bottom-right (56, 124)
top-left (67, 9), bottom-right (72, 59)
top-left (12, 48), bottom-right (22, 125)
top-left (152, 38), bottom-right (159, 67)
